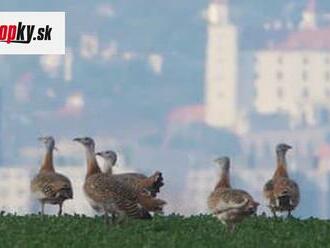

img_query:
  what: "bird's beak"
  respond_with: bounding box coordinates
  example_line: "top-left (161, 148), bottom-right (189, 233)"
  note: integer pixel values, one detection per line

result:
top-left (38, 137), bottom-right (45, 142)
top-left (95, 152), bottom-right (101, 156)
top-left (73, 138), bottom-right (82, 142)
top-left (286, 145), bottom-right (292, 150)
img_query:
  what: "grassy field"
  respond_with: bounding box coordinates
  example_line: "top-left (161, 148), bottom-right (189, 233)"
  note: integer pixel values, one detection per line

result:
top-left (0, 213), bottom-right (329, 247)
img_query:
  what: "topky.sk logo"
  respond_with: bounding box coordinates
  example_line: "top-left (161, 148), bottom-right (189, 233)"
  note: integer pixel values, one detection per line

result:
top-left (0, 12), bottom-right (65, 54)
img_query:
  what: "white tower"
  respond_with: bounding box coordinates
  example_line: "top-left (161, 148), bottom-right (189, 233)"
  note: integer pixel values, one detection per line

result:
top-left (204, 0), bottom-right (238, 129)
top-left (299, 0), bottom-right (317, 30)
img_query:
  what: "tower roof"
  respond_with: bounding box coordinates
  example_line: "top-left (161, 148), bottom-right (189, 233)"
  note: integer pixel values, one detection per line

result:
top-left (306, 0), bottom-right (316, 13)
top-left (213, 0), bottom-right (228, 5)
top-left (299, 0), bottom-right (317, 30)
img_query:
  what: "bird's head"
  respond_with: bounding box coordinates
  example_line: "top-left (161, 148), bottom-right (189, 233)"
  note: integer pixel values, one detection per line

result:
top-left (96, 150), bottom-right (117, 166)
top-left (214, 156), bottom-right (230, 171)
top-left (276, 143), bottom-right (292, 154)
top-left (38, 136), bottom-right (56, 151)
top-left (73, 137), bottom-right (95, 150)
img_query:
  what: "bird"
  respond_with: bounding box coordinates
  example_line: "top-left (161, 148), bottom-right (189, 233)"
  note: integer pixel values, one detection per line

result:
top-left (263, 143), bottom-right (300, 218)
top-left (30, 136), bottom-right (73, 216)
top-left (96, 150), bottom-right (164, 197)
top-left (208, 156), bottom-right (259, 231)
top-left (73, 137), bottom-right (166, 225)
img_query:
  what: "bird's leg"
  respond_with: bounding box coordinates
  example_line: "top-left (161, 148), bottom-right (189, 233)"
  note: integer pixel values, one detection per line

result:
top-left (227, 223), bottom-right (236, 233)
top-left (104, 211), bottom-right (110, 226)
top-left (41, 202), bottom-right (45, 215)
top-left (111, 213), bottom-right (116, 225)
top-left (58, 202), bottom-right (63, 216)
top-left (271, 209), bottom-right (277, 218)
top-left (116, 211), bottom-right (128, 226)
top-left (287, 210), bottom-right (292, 218)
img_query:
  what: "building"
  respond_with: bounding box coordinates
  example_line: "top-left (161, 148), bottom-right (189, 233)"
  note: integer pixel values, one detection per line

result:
top-left (204, 0), bottom-right (238, 129)
top-left (204, 0), bottom-right (330, 130)
top-left (254, 0), bottom-right (330, 127)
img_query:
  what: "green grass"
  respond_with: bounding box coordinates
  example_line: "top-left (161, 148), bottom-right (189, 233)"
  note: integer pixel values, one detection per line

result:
top-left (0, 213), bottom-right (329, 247)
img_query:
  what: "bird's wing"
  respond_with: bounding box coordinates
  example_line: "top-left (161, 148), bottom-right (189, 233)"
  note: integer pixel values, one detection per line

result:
top-left (263, 179), bottom-right (274, 200)
top-left (119, 173), bottom-right (147, 180)
top-left (115, 173), bottom-right (164, 197)
top-left (273, 177), bottom-right (300, 206)
top-left (31, 172), bottom-right (73, 200)
top-left (84, 174), bottom-right (148, 217)
top-left (209, 189), bottom-right (250, 214)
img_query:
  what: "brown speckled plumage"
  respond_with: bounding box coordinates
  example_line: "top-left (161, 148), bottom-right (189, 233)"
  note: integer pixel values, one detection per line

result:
top-left (31, 136), bottom-right (73, 215)
top-left (208, 157), bottom-right (259, 231)
top-left (74, 137), bottom-right (166, 224)
top-left (263, 143), bottom-right (300, 217)
top-left (96, 150), bottom-right (164, 197)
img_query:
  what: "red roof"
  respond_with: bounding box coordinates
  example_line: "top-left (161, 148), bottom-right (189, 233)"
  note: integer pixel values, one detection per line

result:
top-left (167, 105), bottom-right (204, 125)
top-left (317, 144), bottom-right (330, 158)
top-left (274, 28), bottom-right (330, 50)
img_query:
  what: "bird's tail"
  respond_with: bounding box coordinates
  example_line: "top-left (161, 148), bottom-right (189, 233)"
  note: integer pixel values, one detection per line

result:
top-left (137, 193), bottom-right (166, 213)
top-left (276, 190), bottom-right (292, 209)
top-left (148, 171), bottom-right (164, 197)
top-left (138, 208), bottom-right (152, 219)
top-left (139, 171), bottom-right (164, 197)
top-left (56, 187), bottom-right (73, 200)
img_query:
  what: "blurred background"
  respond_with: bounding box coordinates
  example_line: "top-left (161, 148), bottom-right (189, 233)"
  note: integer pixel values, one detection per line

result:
top-left (0, 0), bottom-right (330, 218)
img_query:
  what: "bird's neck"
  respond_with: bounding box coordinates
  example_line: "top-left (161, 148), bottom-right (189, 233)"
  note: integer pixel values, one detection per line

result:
top-left (40, 147), bottom-right (55, 173)
top-left (273, 151), bottom-right (289, 178)
top-left (85, 148), bottom-right (101, 178)
top-left (214, 169), bottom-right (231, 190)
top-left (103, 160), bottom-right (113, 174)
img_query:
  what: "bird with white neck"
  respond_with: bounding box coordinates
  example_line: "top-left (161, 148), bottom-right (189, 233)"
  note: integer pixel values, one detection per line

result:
top-left (73, 137), bottom-right (166, 225)
top-left (96, 150), bottom-right (164, 197)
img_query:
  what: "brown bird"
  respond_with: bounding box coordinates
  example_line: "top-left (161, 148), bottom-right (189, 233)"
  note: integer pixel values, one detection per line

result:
top-left (96, 150), bottom-right (164, 197)
top-left (30, 136), bottom-right (73, 216)
top-left (73, 137), bottom-right (166, 224)
top-left (208, 157), bottom-right (259, 231)
top-left (263, 143), bottom-right (300, 218)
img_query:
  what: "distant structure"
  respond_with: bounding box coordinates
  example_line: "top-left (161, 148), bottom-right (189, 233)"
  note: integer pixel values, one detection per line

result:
top-left (204, 0), bottom-right (238, 129)
top-left (204, 0), bottom-right (330, 130)
top-left (255, 0), bottom-right (330, 127)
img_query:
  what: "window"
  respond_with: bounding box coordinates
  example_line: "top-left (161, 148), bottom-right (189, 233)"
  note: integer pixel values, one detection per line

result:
top-left (277, 87), bottom-right (284, 99)
top-left (325, 71), bottom-right (330, 82)
top-left (277, 56), bottom-right (283, 65)
top-left (302, 88), bottom-right (309, 98)
top-left (325, 57), bottom-right (330, 64)
top-left (276, 71), bottom-right (283, 81)
top-left (325, 89), bottom-right (330, 98)
top-left (254, 72), bottom-right (259, 80)
top-left (303, 57), bottom-right (309, 65)
top-left (302, 71), bottom-right (308, 81)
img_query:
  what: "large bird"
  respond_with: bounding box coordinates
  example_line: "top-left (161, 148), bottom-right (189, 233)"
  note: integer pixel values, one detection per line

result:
top-left (96, 150), bottom-right (164, 197)
top-left (31, 136), bottom-right (73, 216)
top-left (263, 143), bottom-right (300, 217)
top-left (73, 137), bottom-right (166, 224)
top-left (208, 157), bottom-right (259, 231)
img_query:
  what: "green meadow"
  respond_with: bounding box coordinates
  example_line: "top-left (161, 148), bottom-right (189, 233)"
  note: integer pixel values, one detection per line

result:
top-left (0, 214), bottom-right (328, 247)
